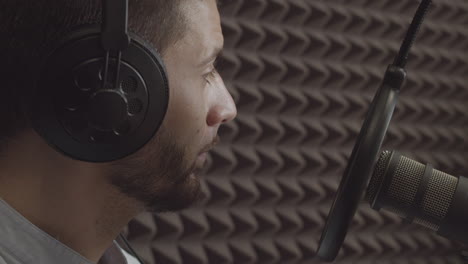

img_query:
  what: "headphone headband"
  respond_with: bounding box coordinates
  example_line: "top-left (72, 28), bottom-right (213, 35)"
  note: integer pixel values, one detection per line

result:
top-left (101, 0), bottom-right (130, 51)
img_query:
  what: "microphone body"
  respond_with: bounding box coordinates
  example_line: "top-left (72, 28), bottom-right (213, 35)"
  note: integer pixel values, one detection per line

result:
top-left (366, 151), bottom-right (468, 244)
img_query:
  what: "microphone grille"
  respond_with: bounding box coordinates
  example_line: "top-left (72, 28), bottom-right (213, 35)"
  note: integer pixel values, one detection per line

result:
top-left (366, 151), bottom-right (458, 231)
top-left (423, 169), bottom-right (457, 220)
top-left (365, 150), bottom-right (392, 203)
top-left (387, 155), bottom-right (425, 210)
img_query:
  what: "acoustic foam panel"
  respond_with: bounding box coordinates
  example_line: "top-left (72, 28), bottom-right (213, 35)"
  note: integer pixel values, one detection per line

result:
top-left (126, 0), bottom-right (468, 263)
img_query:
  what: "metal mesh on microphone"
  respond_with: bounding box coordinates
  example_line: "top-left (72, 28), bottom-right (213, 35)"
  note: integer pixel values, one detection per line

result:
top-left (424, 170), bottom-right (458, 220)
top-left (365, 150), bottom-right (391, 203)
top-left (388, 155), bottom-right (424, 208)
top-left (366, 151), bottom-right (458, 232)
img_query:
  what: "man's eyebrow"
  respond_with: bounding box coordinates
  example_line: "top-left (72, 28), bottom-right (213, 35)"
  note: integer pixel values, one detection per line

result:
top-left (198, 45), bottom-right (223, 67)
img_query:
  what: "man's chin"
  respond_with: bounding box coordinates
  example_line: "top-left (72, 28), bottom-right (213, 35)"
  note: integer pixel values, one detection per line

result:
top-left (145, 173), bottom-right (206, 213)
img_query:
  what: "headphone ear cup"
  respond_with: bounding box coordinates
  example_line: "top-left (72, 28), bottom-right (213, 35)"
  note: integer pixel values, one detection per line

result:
top-left (30, 27), bottom-right (169, 162)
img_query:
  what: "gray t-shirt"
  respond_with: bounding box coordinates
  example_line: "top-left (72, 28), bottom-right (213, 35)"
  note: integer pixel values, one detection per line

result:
top-left (0, 198), bottom-right (139, 264)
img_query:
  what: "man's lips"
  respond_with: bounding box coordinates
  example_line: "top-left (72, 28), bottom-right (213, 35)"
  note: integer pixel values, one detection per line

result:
top-left (200, 135), bottom-right (220, 153)
top-left (194, 135), bottom-right (220, 170)
top-left (197, 152), bottom-right (208, 163)
top-left (194, 152), bottom-right (208, 170)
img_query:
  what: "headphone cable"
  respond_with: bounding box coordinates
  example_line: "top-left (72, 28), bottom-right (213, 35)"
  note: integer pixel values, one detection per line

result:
top-left (119, 233), bottom-right (146, 264)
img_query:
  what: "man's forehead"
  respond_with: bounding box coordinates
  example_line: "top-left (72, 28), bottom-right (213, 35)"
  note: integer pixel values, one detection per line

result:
top-left (179, 0), bottom-right (224, 63)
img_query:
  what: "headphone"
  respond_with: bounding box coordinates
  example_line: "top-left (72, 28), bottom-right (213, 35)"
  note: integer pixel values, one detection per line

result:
top-left (29, 0), bottom-right (169, 162)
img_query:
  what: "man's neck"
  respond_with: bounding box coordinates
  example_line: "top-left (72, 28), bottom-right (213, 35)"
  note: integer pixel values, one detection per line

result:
top-left (0, 131), bottom-right (142, 263)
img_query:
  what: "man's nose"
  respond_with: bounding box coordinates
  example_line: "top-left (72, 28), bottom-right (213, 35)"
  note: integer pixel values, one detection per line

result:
top-left (207, 79), bottom-right (237, 126)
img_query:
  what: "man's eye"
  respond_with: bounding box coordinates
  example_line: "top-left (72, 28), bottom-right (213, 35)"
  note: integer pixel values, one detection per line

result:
top-left (204, 58), bottom-right (219, 83)
top-left (208, 68), bottom-right (218, 78)
top-left (204, 68), bottom-right (218, 83)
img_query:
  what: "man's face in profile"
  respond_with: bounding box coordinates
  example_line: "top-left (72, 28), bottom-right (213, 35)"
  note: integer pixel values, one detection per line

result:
top-left (108, 0), bottom-right (237, 213)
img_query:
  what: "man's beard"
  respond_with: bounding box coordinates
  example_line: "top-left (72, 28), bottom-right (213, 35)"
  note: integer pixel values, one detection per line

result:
top-left (108, 127), bottom-right (206, 213)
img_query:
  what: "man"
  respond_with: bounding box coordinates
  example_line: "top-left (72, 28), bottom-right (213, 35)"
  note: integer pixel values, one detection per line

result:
top-left (0, 0), bottom-right (237, 263)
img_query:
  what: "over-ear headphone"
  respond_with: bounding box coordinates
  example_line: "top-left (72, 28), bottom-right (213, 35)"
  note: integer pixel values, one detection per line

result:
top-left (29, 0), bottom-right (169, 162)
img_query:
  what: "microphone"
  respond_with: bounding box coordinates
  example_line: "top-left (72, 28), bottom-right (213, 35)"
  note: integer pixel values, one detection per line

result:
top-left (366, 150), bottom-right (468, 245)
top-left (317, 0), bottom-right (435, 261)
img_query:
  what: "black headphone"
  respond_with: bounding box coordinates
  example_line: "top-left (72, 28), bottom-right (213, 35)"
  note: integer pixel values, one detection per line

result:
top-left (29, 0), bottom-right (169, 162)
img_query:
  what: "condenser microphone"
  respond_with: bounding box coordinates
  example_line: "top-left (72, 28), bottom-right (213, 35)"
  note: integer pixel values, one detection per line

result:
top-left (366, 150), bottom-right (468, 245)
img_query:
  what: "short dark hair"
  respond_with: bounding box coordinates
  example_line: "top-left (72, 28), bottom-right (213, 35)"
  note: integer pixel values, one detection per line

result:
top-left (0, 0), bottom-right (187, 149)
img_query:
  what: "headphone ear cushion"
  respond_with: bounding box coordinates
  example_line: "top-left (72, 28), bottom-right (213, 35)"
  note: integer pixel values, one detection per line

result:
top-left (30, 27), bottom-right (169, 162)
